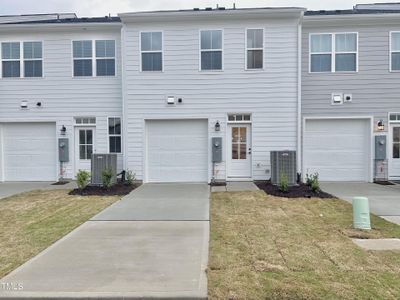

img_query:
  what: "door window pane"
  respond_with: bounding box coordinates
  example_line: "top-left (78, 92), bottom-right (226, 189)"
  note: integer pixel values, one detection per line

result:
top-left (394, 127), bottom-right (400, 143)
top-left (232, 127), bottom-right (239, 142)
top-left (232, 144), bottom-right (238, 159)
top-left (240, 128), bottom-right (247, 142)
top-left (87, 145), bottom-right (93, 159)
top-left (240, 144), bottom-right (247, 159)
top-left (79, 146), bottom-right (86, 159)
top-left (86, 130), bottom-right (93, 144)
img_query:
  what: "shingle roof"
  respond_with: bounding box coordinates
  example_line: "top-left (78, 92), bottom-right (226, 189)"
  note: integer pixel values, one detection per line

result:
top-left (1, 16), bottom-right (121, 25)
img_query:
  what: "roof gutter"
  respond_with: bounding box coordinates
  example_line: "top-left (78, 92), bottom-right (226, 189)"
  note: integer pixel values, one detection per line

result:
top-left (0, 22), bottom-right (122, 31)
top-left (303, 12), bottom-right (400, 26)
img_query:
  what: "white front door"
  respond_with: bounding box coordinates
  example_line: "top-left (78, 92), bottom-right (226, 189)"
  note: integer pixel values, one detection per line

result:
top-left (75, 127), bottom-right (95, 173)
top-left (227, 124), bottom-right (252, 179)
top-left (390, 125), bottom-right (400, 178)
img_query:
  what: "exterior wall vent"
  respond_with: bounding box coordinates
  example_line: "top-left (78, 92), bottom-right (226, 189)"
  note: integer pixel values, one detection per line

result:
top-left (91, 154), bottom-right (117, 185)
top-left (270, 151), bottom-right (297, 185)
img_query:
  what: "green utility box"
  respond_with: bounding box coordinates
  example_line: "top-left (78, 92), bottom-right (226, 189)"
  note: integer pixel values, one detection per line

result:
top-left (352, 197), bottom-right (371, 230)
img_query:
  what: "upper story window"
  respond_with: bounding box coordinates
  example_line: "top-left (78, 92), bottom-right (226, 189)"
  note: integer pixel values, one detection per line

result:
top-left (23, 42), bottom-right (43, 77)
top-left (1, 41), bottom-right (43, 78)
top-left (200, 30), bottom-right (223, 71)
top-left (391, 32), bottom-right (400, 71)
top-left (73, 40), bottom-right (92, 76)
top-left (95, 40), bottom-right (115, 76)
top-left (73, 40), bottom-right (116, 77)
top-left (246, 29), bottom-right (263, 70)
top-left (141, 32), bottom-right (163, 72)
top-left (310, 33), bottom-right (357, 73)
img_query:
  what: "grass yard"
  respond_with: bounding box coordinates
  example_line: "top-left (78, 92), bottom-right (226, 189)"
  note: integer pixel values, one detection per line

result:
top-left (209, 191), bottom-right (400, 300)
top-left (0, 189), bottom-right (120, 278)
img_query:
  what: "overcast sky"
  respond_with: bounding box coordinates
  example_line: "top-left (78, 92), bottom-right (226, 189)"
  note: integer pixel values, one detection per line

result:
top-left (0, 0), bottom-right (395, 16)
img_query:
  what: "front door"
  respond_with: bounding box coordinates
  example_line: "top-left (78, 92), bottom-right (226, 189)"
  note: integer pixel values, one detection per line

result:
top-left (390, 125), bottom-right (400, 178)
top-left (227, 124), bottom-right (252, 178)
top-left (75, 127), bottom-right (95, 173)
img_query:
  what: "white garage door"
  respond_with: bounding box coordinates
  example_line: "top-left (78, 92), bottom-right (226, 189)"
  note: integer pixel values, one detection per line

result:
top-left (2, 123), bottom-right (56, 181)
top-left (146, 119), bottom-right (208, 183)
top-left (304, 119), bottom-right (371, 181)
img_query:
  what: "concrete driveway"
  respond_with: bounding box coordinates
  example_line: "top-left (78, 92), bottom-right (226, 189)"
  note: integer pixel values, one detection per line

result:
top-left (0, 181), bottom-right (77, 200)
top-left (321, 182), bottom-right (400, 224)
top-left (0, 183), bottom-right (209, 300)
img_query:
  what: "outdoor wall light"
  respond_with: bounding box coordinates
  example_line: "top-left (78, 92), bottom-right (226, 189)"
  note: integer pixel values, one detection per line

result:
top-left (60, 125), bottom-right (67, 136)
top-left (215, 121), bottom-right (221, 132)
top-left (377, 120), bottom-right (385, 131)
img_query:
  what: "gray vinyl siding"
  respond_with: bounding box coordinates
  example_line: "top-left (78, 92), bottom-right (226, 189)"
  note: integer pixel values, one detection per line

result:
top-left (0, 27), bottom-right (122, 180)
top-left (122, 17), bottom-right (300, 182)
top-left (302, 21), bottom-right (400, 129)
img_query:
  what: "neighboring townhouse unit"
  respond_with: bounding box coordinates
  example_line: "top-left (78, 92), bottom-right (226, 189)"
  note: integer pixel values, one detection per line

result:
top-left (0, 16), bottom-right (123, 181)
top-left (302, 4), bottom-right (400, 182)
top-left (119, 7), bottom-right (304, 183)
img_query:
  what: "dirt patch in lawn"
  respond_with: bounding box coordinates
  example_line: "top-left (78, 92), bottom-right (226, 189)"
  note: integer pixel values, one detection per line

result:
top-left (208, 191), bottom-right (400, 300)
top-left (69, 182), bottom-right (140, 196)
top-left (255, 181), bottom-right (335, 199)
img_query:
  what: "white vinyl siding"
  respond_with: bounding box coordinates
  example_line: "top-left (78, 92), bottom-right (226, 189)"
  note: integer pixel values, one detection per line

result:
top-left (140, 32), bottom-right (163, 72)
top-left (200, 30), bottom-right (223, 70)
top-left (310, 33), bottom-right (357, 73)
top-left (391, 32), bottom-right (400, 71)
top-left (123, 18), bottom-right (300, 182)
top-left (246, 29), bottom-right (263, 70)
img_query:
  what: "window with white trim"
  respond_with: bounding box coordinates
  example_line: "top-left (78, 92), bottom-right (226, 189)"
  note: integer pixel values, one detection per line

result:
top-left (200, 30), bottom-right (223, 70)
top-left (75, 117), bottom-right (96, 125)
top-left (141, 32), bottom-right (162, 72)
top-left (1, 41), bottom-right (43, 78)
top-left (108, 117), bottom-right (121, 153)
top-left (246, 29), bottom-right (263, 69)
top-left (73, 40), bottom-right (92, 76)
top-left (310, 33), bottom-right (357, 73)
top-left (23, 42), bottom-right (43, 77)
top-left (96, 40), bottom-right (115, 76)
top-left (391, 32), bottom-right (400, 71)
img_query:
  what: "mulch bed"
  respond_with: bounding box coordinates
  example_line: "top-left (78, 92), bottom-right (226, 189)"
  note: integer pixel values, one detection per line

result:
top-left (374, 181), bottom-right (395, 186)
top-left (69, 182), bottom-right (140, 196)
top-left (51, 181), bottom-right (70, 185)
top-left (210, 181), bottom-right (227, 187)
top-left (255, 181), bottom-right (335, 199)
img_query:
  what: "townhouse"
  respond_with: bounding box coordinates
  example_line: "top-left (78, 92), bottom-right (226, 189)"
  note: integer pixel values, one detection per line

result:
top-left (1, 3), bottom-right (400, 183)
top-left (302, 4), bottom-right (400, 182)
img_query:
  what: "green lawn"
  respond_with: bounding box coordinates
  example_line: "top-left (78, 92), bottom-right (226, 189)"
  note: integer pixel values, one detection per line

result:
top-left (0, 189), bottom-right (120, 278)
top-left (209, 191), bottom-right (400, 300)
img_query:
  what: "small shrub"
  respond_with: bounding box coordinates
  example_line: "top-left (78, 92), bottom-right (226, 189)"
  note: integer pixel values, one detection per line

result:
top-left (126, 169), bottom-right (136, 186)
top-left (308, 172), bottom-right (320, 193)
top-left (102, 168), bottom-right (114, 189)
top-left (305, 173), bottom-right (313, 186)
top-left (76, 170), bottom-right (90, 190)
top-left (279, 172), bottom-right (289, 193)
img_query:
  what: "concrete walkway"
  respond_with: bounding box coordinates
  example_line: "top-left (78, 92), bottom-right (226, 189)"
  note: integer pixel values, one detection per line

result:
top-left (0, 181), bottom-right (77, 200)
top-left (321, 182), bottom-right (400, 225)
top-left (0, 184), bottom-right (209, 300)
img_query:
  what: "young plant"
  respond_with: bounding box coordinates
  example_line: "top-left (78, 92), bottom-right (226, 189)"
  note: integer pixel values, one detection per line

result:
top-left (102, 168), bottom-right (114, 189)
top-left (76, 170), bottom-right (90, 190)
top-left (126, 169), bottom-right (136, 186)
top-left (308, 172), bottom-right (320, 193)
top-left (279, 172), bottom-right (289, 193)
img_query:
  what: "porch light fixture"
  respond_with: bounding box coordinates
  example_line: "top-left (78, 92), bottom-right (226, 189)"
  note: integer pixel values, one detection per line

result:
top-left (60, 125), bottom-right (67, 136)
top-left (215, 121), bottom-right (221, 132)
top-left (377, 120), bottom-right (385, 131)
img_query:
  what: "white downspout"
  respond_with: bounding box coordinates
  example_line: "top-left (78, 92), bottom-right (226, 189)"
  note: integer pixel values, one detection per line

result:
top-left (297, 12), bottom-right (304, 180)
